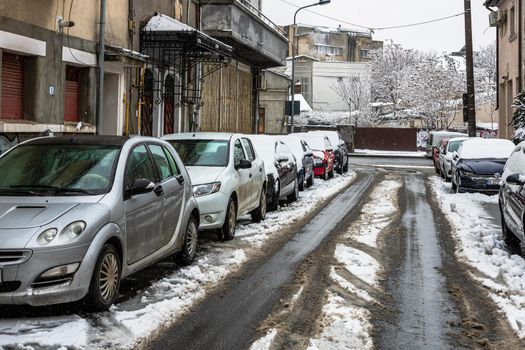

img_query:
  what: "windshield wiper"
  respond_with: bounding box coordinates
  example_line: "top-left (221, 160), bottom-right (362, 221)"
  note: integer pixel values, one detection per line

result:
top-left (10, 185), bottom-right (96, 195)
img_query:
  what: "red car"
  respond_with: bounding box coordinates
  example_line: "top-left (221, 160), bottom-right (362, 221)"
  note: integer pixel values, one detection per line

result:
top-left (296, 133), bottom-right (335, 180)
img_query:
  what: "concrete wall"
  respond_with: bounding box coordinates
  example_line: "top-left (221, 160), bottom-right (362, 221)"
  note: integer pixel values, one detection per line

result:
top-left (259, 70), bottom-right (290, 134)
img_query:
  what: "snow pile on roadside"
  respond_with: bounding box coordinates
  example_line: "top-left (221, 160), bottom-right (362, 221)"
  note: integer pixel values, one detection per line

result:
top-left (431, 177), bottom-right (525, 338)
top-left (249, 328), bottom-right (278, 350)
top-left (307, 177), bottom-right (401, 349)
top-left (348, 179), bottom-right (402, 247)
top-left (307, 292), bottom-right (373, 350)
top-left (237, 172), bottom-right (356, 246)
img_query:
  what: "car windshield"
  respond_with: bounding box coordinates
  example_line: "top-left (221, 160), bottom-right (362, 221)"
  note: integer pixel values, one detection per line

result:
top-left (169, 140), bottom-right (229, 167)
top-left (448, 140), bottom-right (464, 153)
top-left (0, 144), bottom-right (120, 196)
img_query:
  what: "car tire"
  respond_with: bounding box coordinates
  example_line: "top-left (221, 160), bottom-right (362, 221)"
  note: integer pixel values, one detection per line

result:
top-left (343, 159), bottom-right (349, 173)
top-left (451, 176), bottom-right (457, 192)
top-left (287, 177), bottom-right (299, 202)
top-left (251, 189), bottom-right (267, 223)
top-left (221, 197), bottom-right (237, 241)
top-left (85, 244), bottom-right (121, 311)
top-left (306, 173), bottom-right (314, 188)
top-left (329, 168), bottom-right (334, 179)
top-left (323, 166), bottom-right (329, 181)
top-left (298, 173), bottom-right (305, 191)
top-left (268, 180), bottom-right (280, 211)
top-left (500, 206), bottom-right (521, 248)
top-left (175, 216), bottom-right (198, 266)
top-left (336, 161), bottom-right (343, 175)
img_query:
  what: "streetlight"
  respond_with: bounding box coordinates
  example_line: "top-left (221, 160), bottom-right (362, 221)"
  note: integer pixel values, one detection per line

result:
top-left (289, 0), bottom-right (331, 133)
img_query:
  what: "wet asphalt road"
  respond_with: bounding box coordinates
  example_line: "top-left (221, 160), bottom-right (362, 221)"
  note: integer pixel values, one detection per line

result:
top-left (147, 173), bottom-right (375, 350)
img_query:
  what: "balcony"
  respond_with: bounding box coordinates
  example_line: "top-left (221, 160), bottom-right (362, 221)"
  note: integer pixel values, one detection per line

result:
top-left (201, 0), bottom-right (288, 68)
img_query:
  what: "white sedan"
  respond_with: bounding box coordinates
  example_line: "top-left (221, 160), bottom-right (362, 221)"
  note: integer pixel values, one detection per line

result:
top-left (163, 133), bottom-right (267, 240)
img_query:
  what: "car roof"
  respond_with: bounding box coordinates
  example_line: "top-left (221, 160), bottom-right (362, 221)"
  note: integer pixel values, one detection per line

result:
top-left (162, 132), bottom-right (237, 141)
top-left (22, 135), bottom-right (131, 146)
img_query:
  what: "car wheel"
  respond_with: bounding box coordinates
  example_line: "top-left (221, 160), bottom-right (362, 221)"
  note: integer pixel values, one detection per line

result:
top-left (343, 159), bottom-right (349, 173)
top-left (251, 189), bottom-right (267, 223)
top-left (323, 166), bottom-right (329, 181)
top-left (86, 244), bottom-right (121, 311)
top-left (329, 168), bottom-right (334, 179)
top-left (176, 216), bottom-right (198, 265)
top-left (268, 180), bottom-right (280, 211)
top-left (500, 206), bottom-right (521, 249)
top-left (221, 197), bottom-right (237, 241)
top-left (287, 177), bottom-right (299, 202)
top-left (306, 173), bottom-right (314, 188)
top-left (451, 175), bottom-right (457, 192)
top-left (298, 173), bottom-right (305, 191)
top-left (336, 162), bottom-right (343, 175)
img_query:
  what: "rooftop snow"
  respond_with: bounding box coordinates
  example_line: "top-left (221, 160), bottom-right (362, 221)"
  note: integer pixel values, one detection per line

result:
top-left (144, 14), bottom-right (195, 32)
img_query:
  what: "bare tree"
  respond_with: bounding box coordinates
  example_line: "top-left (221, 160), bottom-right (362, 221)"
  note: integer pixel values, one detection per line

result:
top-left (331, 74), bottom-right (371, 127)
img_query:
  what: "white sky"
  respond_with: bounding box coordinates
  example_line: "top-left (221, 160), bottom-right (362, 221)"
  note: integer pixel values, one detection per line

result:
top-left (262, 0), bottom-right (496, 52)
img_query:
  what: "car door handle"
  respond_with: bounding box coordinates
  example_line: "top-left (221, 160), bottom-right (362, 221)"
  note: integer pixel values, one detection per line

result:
top-left (154, 184), bottom-right (164, 197)
top-left (249, 173), bottom-right (252, 178)
top-left (176, 174), bottom-right (185, 185)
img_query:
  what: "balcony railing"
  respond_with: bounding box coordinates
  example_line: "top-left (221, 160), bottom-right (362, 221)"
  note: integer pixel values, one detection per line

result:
top-left (236, 0), bottom-right (287, 37)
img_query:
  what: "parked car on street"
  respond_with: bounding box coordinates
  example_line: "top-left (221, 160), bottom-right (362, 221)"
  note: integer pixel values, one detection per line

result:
top-left (284, 134), bottom-right (315, 190)
top-left (308, 130), bottom-right (349, 174)
top-left (246, 135), bottom-right (299, 211)
top-left (434, 138), bottom-right (449, 174)
top-left (499, 141), bottom-right (525, 246)
top-left (295, 133), bottom-right (335, 180)
top-left (426, 130), bottom-right (468, 158)
top-left (0, 136), bottom-right (199, 310)
top-left (163, 133), bottom-right (266, 240)
top-left (451, 138), bottom-right (515, 193)
top-left (438, 137), bottom-right (469, 182)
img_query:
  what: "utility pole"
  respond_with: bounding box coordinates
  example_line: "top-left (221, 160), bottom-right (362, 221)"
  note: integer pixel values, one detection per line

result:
top-left (96, 0), bottom-right (106, 135)
top-left (464, 0), bottom-right (476, 137)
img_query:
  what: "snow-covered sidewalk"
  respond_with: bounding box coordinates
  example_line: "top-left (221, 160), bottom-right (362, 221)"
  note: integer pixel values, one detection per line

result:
top-left (0, 173), bottom-right (356, 350)
top-left (431, 178), bottom-right (525, 338)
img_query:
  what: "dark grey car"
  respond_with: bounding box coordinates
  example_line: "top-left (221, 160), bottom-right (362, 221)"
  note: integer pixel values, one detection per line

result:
top-left (0, 136), bottom-right (199, 310)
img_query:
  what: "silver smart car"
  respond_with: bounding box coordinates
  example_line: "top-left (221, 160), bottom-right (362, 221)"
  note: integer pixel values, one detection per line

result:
top-left (0, 136), bottom-right (199, 310)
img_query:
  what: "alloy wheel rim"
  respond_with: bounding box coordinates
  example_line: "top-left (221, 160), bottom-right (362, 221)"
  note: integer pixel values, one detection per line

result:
top-left (99, 252), bottom-right (119, 302)
top-left (187, 223), bottom-right (197, 257)
top-left (229, 202), bottom-right (236, 234)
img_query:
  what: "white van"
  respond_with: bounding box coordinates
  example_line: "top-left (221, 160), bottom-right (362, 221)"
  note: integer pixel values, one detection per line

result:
top-left (426, 130), bottom-right (468, 157)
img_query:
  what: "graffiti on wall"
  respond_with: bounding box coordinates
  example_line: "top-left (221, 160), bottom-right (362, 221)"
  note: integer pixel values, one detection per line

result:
top-left (417, 130), bottom-right (429, 151)
top-left (0, 134), bottom-right (19, 155)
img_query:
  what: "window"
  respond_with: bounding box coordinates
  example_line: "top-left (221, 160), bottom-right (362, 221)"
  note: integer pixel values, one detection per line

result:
top-left (315, 45), bottom-right (343, 56)
top-left (234, 139), bottom-right (246, 166)
top-left (360, 49), bottom-right (370, 59)
top-left (169, 140), bottom-right (229, 167)
top-left (163, 146), bottom-right (180, 175)
top-left (241, 138), bottom-right (256, 161)
top-left (509, 6), bottom-right (516, 40)
top-left (125, 145), bottom-right (158, 186)
top-left (1, 52), bottom-right (25, 120)
top-left (149, 144), bottom-right (172, 181)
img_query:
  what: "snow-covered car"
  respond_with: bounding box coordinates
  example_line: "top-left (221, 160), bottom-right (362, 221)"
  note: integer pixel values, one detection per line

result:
top-left (308, 130), bottom-right (349, 174)
top-left (427, 130), bottom-right (468, 158)
top-left (451, 138), bottom-right (515, 193)
top-left (295, 133), bottom-right (335, 180)
top-left (499, 141), bottom-right (525, 246)
top-left (0, 136), bottom-right (199, 309)
top-left (163, 133), bottom-right (266, 240)
top-left (284, 134), bottom-right (315, 190)
top-left (245, 135), bottom-right (299, 211)
top-left (439, 137), bottom-right (469, 182)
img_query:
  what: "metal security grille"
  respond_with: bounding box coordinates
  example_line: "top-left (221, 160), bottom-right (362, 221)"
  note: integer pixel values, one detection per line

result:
top-left (64, 65), bottom-right (80, 122)
top-left (1, 52), bottom-right (24, 119)
top-left (164, 74), bottom-right (175, 135)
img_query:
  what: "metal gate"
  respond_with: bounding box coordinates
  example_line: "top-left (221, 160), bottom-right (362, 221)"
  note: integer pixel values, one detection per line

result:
top-left (142, 69), bottom-right (154, 136)
top-left (1, 53), bottom-right (24, 119)
top-left (354, 128), bottom-right (418, 151)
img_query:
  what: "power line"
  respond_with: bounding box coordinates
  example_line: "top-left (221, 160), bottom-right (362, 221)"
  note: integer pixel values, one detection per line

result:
top-left (277, 0), bottom-right (464, 32)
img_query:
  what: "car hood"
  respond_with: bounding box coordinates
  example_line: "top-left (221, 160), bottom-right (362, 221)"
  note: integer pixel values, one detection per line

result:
top-left (186, 166), bottom-right (226, 185)
top-left (459, 159), bottom-right (506, 175)
top-left (0, 202), bottom-right (79, 229)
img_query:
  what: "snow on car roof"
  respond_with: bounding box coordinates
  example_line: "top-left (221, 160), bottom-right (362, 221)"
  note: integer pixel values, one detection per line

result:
top-left (245, 135), bottom-right (278, 176)
top-left (458, 138), bottom-right (515, 159)
top-left (162, 132), bottom-right (236, 141)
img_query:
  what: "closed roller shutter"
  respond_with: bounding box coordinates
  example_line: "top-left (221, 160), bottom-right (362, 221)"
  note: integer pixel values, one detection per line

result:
top-left (1, 53), bottom-right (24, 120)
top-left (64, 65), bottom-right (79, 122)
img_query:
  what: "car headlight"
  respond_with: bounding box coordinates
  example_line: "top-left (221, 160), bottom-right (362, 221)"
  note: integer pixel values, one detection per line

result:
top-left (37, 228), bottom-right (58, 246)
top-left (59, 221), bottom-right (86, 243)
top-left (193, 182), bottom-right (221, 197)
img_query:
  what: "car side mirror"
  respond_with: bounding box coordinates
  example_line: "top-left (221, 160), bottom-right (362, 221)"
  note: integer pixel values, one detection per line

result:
top-left (506, 173), bottom-right (525, 185)
top-left (304, 151), bottom-right (313, 157)
top-left (235, 159), bottom-right (252, 170)
top-left (453, 153), bottom-right (459, 161)
top-left (276, 154), bottom-right (289, 163)
top-left (126, 178), bottom-right (155, 197)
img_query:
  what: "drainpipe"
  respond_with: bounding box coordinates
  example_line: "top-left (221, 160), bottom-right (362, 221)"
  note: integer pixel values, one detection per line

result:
top-left (96, 0), bottom-right (106, 135)
top-left (519, 1), bottom-right (522, 92)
